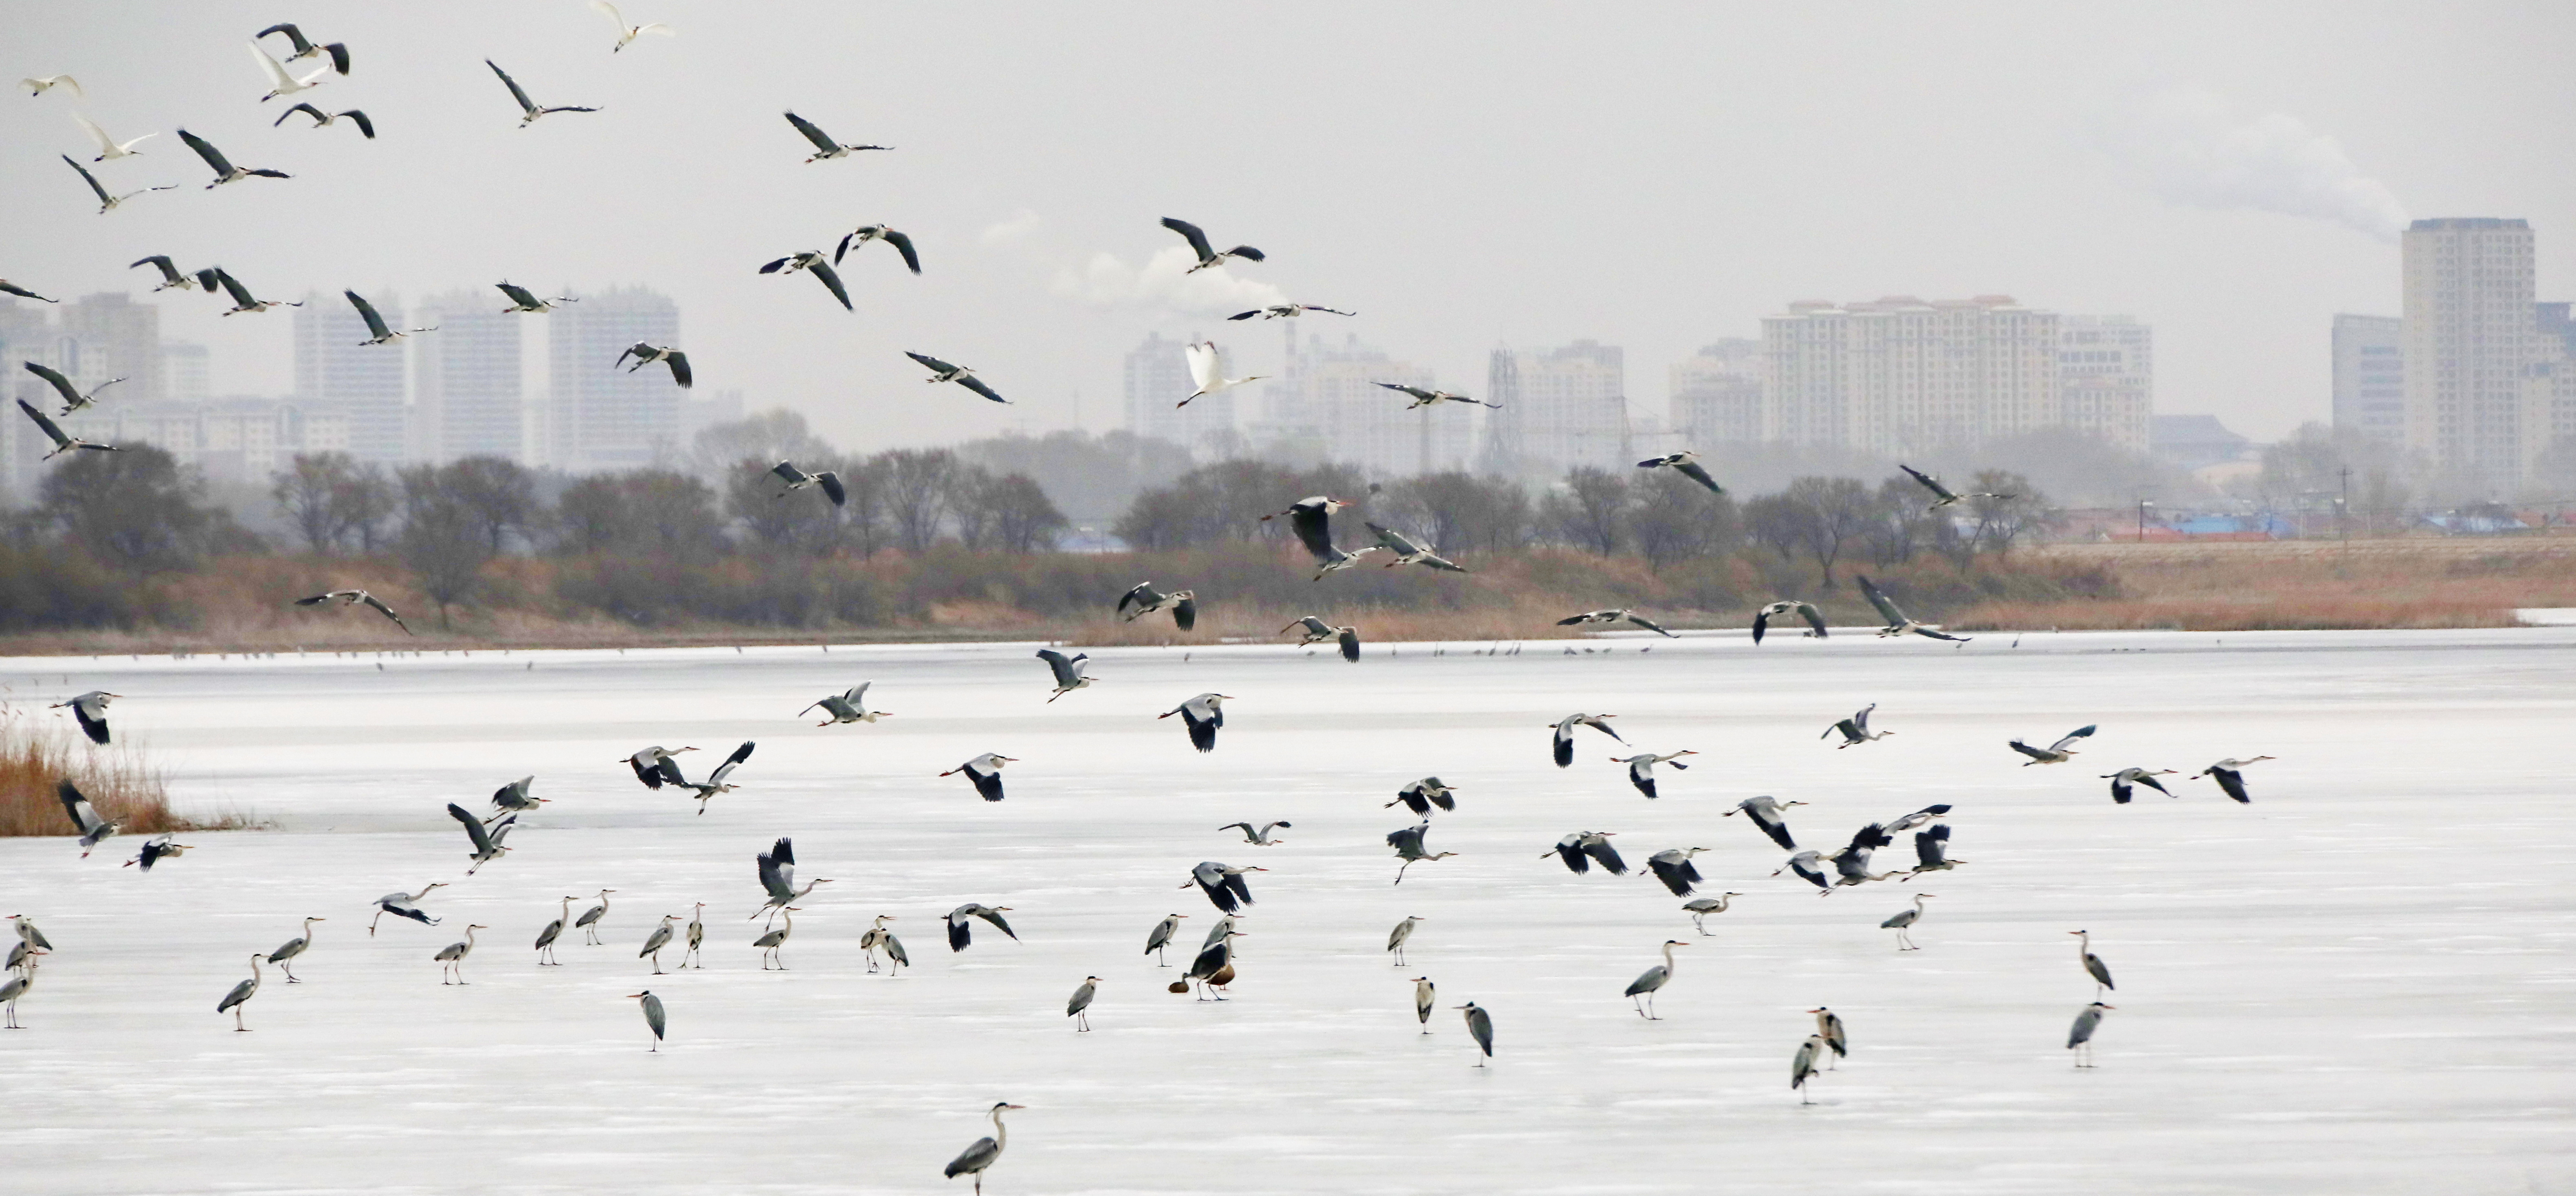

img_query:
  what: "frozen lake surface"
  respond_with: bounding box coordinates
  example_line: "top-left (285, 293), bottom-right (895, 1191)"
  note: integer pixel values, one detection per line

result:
top-left (4, 628), bottom-right (2573, 1195)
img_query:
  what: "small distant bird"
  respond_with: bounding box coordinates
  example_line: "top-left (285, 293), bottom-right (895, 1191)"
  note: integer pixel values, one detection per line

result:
top-left (624, 745), bottom-right (694, 789)
top-left (123, 834), bottom-right (193, 871)
top-left (444, 803), bottom-right (514, 874)
top-left (61, 153), bottom-right (173, 214)
top-left (295, 589), bottom-right (411, 634)
top-left (942, 753), bottom-right (1015, 802)
top-left (785, 110), bottom-right (890, 161)
top-left (1218, 820), bottom-right (1290, 846)
top-left (50, 690), bottom-right (117, 744)
top-left (2102, 766), bottom-right (2178, 804)
top-left (1615, 750), bottom-right (1697, 798)
top-left (860, 915), bottom-right (906, 974)
top-left (1725, 794), bottom-right (1806, 849)
top-left (20, 400), bottom-right (119, 459)
top-left (1899, 463), bottom-right (2015, 512)
top-left (346, 291), bottom-right (434, 345)
top-left (1035, 648), bottom-right (1095, 701)
top-left (1550, 713), bottom-right (1622, 767)
top-left (1636, 449), bottom-right (1725, 494)
top-left (204, 268), bottom-right (299, 316)
top-left (769, 460), bottom-right (846, 506)
top-left (943, 1102), bottom-right (1024, 1194)
top-left (1262, 496), bottom-right (1377, 580)
top-left (2192, 756), bottom-right (2275, 804)
top-left (1279, 615), bottom-right (1359, 662)
top-left (1144, 914), bottom-right (1189, 966)
top-left (759, 252), bottom-right (852, 311)
top-left (1792, 1034), bottom-right (1826, 1103)
top-left (57, 780), bottom-right (119, 857)
top-left (1386, 822), bottom-right (1456, 884)
top-left (1067, 976), bottom-right (1101, 1031)
top-left (1387, 776), bottom-right (1459, 817)
top-left (1681, 892), bottom-right (1742, 935)
top-left (1456, 1001), bottom-right (1494, 1066)
top-left (2009, 724), bottom-right (2097, 765)
top-left (255, 24), bottom-right (348, 69)
top-left (1229, 302), bottom-right (1353, 320)
top-left (487, 60), bottom-right (597, 125)
top-left (70, 113), bottom-right (155, 160)
top-left (0, 280), bottom-right (58, 303)
top-left (2067, 1001), bottom-right (2114, 1068)
top-left (1365, 522), bottom-right (1469, 572)
top-left (591, 1), bottom-right (675, 51)
top-left (1811, 1007), bottom-right (1848, 1068)
top-left (1753, 600), bottom-right (1828, 644)
top-left (267, 917), bottom-right (325, 982)
top-left (217, 953), bottom-right (265, 1031)
top-left (640, 913), bottom-right (681, 973)
top-left (1179, 340), bottom-right (1265, 407)
top-left (1624, 939), bottom-right (1689, 1018)
top-left (1881, 892), bottom-right (1934, 950)
top-left (1160, 693), bottom-right (1233, 752)
top-left (21, 75), bottom-right (81, 98)
top-left (272, 103), bottom-right (373, 138)
top-left (2072, 930), bottom-right (2115, 995)
top-left (1545, 830), bottom-right (1624, 875)
top-left (1185, 861), bottom-right (1264, 912)
top-left (1161, 216), bottom-right (1262, 272)
top-left (1857, 574), bottom-right (1970, 641)
top-left (834, 224), bottom-right (920, 272)
top-left (614, 342), bottom-right (692, 388)
top-left (1906, 823), bottom-right (1963, 876)
top-left (1558, 608), bottom-right (1675, 637)
top-left (1117, 582), bottom-right (1196, 631)
top-left (906, 351), bottom-right (1008, 403)
top-left (1411, 976), bottom-right (1436, 1034)
top-left (248, 40), bottom-right (345, 103)
top-left (1375, 382), bottom-right (1497, 409)
top-left (1386, 915), bottom-right (1424, 966)
top-left (629, 989), bottom-right (666, 1051)
top-left (368, 882), bottom-right (446, 935)
top-left (945, 904), bottom-right (1017, 952)
top-left (666, 740), bottom-right (756, 814)
top-left (496, 281), bottom-right (577, 312)
top-left (130, 257), bottom-right (197, 291)
top-left (432, 924), bottom-right (489, 985)
top-left (1822, 703), bottom-right (1889, 748)
top-left (1645, 847), bottom-right (1711, 897)
top-left (752, 908), bottom-right (798, 970)
top-left (802, 682), bottom-right (888, 725)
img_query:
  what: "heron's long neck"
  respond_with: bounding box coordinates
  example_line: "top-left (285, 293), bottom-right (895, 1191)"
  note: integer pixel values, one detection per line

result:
top-left (2075, 934), bottom-right (2088, 958)
top-left (1662, 943), bottom-right (1678, 972)
top-left (464, 926), bottom-right (478, 947)
top-left (991, 1109), bottom-right (1009, 1150)
top-left (249, 955), bottom-right (262, 980)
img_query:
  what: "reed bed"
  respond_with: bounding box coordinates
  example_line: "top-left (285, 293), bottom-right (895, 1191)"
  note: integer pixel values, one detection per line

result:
top-left (0, 705), bottom-right (254, 838)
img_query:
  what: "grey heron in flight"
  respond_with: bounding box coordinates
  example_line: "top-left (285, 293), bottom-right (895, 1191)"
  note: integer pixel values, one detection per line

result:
top-left (1375, 382), bottom-right (1497, 410)
top-left (1899, 463), bottom-right (2015, 512)
top-left (861, 915), bottom-right (907, 974)
top-left (1885, 803), bottom-right (1952, 834)
top-left (295, 588), bottom-right (411, 633)
top-left (255, 24), bottom-right (349, 70)
top-left (906, 351), bottom-right (1009, 402)
top-left (835, 224), bottom-right (920, 272)
top-left (534, 896), bottom-right (574, 965)
top-left (1279, 616), bottom-right (1360, 662)
top-left (1229, 302), bottom-right (1353, 320)
top-left (1753, 600), bottom-right (1828, 644)
top-left (1857, 574), bottom-right (1971, 641)
top-left (487, 60), bottom-right (597, 125)
top-left (1905, 824), bottom-right (1964, 876)
top-left (1822, 703), bottom-right (1888, 748)
top-left (1144, 913), bottom-right (1188, 966)
top-left (122, 834), bottom-right (193, 871)
top-left (130, 257), bottom-right (198, 291)
top-left (1625, 939), bottom-right (1689, 1019)
top-left (21, 75), bottom-right (81, 98)
top-left (1262, 496), bottom-right (1378, 579)
top-left (1776, 851), bottom-right (1831, 894)
top-left (346, 291), bottom-right (434, 345)
top-left (1386, 822), bottom-right (1456, 884)
top-left (248, 39), bottom-right (345, 103)
top-left (1365, 522), bottom-right (1469, 572)
top-left (615, 343), bottom-right (691, 387)
top-left (1830, 824), bottom-right (1904, 888)
top-left (629, 989), bottom-right (666, 1051)
top-left (2192, 756), bottom-right (2274, 803)
top-left (1388, 776), bottom-right (1459, 817)
top-left (1218, 820), bottom-right (1290, 846)
top-left (1067, 976), bottom-right (1101, 1031)
top-left (2072, 930), bottom-right (2115, 995)
top-left (2068, 1001), bottom-right (2114, 1067)
top-left (496, 281), bottom-right (577, 312)
top-left (591, 1), bottom-right (675, 51)
top-left (1615, 750), bottom-right (1695, 798)
top-left (946, 904), bottom-right (1017, 952)
top-left (942, 752), bottom-right (1016, 801)
top-left (217, 952), bottom-right (264, 1030)
top-left (0, 280), bottom-right (57, 304)
top-left (57, 780), bottom-right (118, 857)
top-left (1035, 648), bottom-right (1094, 701)
top-left (1811, 1007), bottom-right (1848, 1069)
top-left (1162, 693), bottom-right (1232, 752)
top-left (266, 917), bottom-right (324, 982)
top-left (785, 110), bottom-right (890, 161)
top-left (667, 740), bottom-right (756, 814)
top-left (1882, 893), bottom-right (1934, 950)
top-left (1550, 712), bottom-right (1622, 767)
top-left (640, 914), bottom-right (681, 974)
top-left (1456, 1001), bottom-right (1493, 1066)
top-left (680, 903), bottom-right (706, 969)
top-left (2103, 766), bottom-right (2178, 804)
top-left (1644, 847), bottom-right (1710, 897)
top-left (1184, 929), bottom-right (1244, 1000)
top-left (1179, 339), bottom-right (1265, 407)
top-left (2009, 724), bottom-right (2096, 765)
top-left (624, 745), bottom-right (695, 789)
top-left (768, 459), bottom-right (846, 506)
top-left (433, 924), bottom-right (488, 985)
top-left (1386, 915), bottom-right (1424, 966)
top-left (489, 776), bottom-right (544, 820)
top-left (1161, 216), bottom-right (1262, 272)
top-left (274, 103), bottom-right (374, 138)
top-left (1792, 1035), bottom-right (1826, 1103)
top-left (1411, 976), bottom-right (1435, 1034)
top-left (1636, 449), bottom-right (1725, 494)
top-left (804, 682), bottom-right (888, 725)
top-left (1558, 608), bottom-right (1675, 637)
top-left (944, 1102), bottom-right (1024, 1194)
top-left (202, 267), bottom-right (299, 316)
top-left (752, 908), bottom-right (799, 970)
top-left (1545, 831), bottom-right (1625, 875)
top-left (60, 153), bottom-right (170, 213)
top-left (18, 400), bottom-right (118, 461)
top-left (369, 882), bottom-right (445, 935)
top-left (178, 129), bottom-right (288, 187)
top-left (576, 888), bottom-right (615, 943)
top-left (1185, 861), bottom-right (1264, 912)
top-left (759, 252), bottom-right (853, 310)
top-left (51, 690), bottom-right (117, 743)
top-left (754, 840), bottom-right (829, 919)
top-left (1118, 582), bottom-right (1196, 630)
top-left (1681, 891), bottom-right (1743, 935)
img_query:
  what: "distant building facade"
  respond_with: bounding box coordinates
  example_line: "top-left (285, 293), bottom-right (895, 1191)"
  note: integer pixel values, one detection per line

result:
top-left (59, 293), bottom-right (163, 405)
top-left (1252, 332), bottom-right (1457, 476)
top-left (2400, 218), bottom-right (2538, 482)
top-left (546, 286), bottom-right (681, 470)
top-left (1763, 296), bottom-right (2078, 455)
top-left (295, 291), bottom-right (408, 464)
top-left (163, 341), bottom-right (211, 402)
top-left (2057, 316), bottom-right (2153, 453)
top-left (1123, 332), bottom-right (1238, 458)
top-left (2330, 314), bottom-right (2405, 443)
top-left (1667, 339), bottom-right (1762, 446)
top-left (1486, 340), bottom-right (1625, 476)
top-left (412, 290), bottom-right (524, 463)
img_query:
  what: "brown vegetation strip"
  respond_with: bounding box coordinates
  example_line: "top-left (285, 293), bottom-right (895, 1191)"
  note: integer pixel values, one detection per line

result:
top-left (0, 710), bottom-right (252, 838)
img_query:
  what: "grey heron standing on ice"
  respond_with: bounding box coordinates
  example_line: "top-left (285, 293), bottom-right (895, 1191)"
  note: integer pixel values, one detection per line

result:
top-left (1067, 977), bottom-right (1100, 1031)
top-left (1792, 1035), bottom-right (1826, 1102)
top-left (1615, 750), bottom-right (1696, 798)
top-left (1218, 821), bottom-right (1290, 846)
top-left (1, 956), bottom-right (36, 1029)
top-left (759, 252), bottom-right (853, 311)
top-left (487, 60), bottom-right (598, 125)
top-left (497, 281), bottom-right (577, 313)
top-left (534, 896), bottom-right (573, 965)
top-left (1386, 916), bottom-right (1424, 966)
top-left (754, 839), bottom-right (829, 918)
top-left (1645, 847), bottom-right (1711, 897)
top-left (1161, 217), bottom-right (1262, 273)
top-left (18, 400), bottom-right (119, 460)
top-left (1625, 940), bottom-right (1689, 1018)
top-left (1262, 496), bottom-right (1378, 579)
top-left (2103, 766), bottom-right (2178, 804)
top-left (1035, 648), bottom-right (1094, 701)
top-left (1229, 302), bottom-right (1353, 320)
top-left (1388, 777), bottom-right (1459, 817)
top-left (123, 834), bottom-right (193, 871)
top-left (1145, 913), bottom-right (1188, 966)
top-left (445, 804), bottom-right (514, 874)
top-left (784, 110), bottom-right (890, 161)
top-left (1411, 976), bottom-right (1435, 1033)
top-left (862, 915), bottom-right (907, 974)
top-left (2068, 1002), bottom-right (2114, 1067)
top-left (804, 682), bottom-right (887, 725)
top-left (668, 740), bottom-right (756, 814)
top-left (57, 780), bottom-right (118, 857)
top-left (1118, 582), bottom-right (1196, 630)
top-left (753, 908), bottom-right (799, 969)
top-left (274, 103), bottom-right (374, 138)
top-left (2072, 930), bottom-right (2115, 995)
top-left (1857, 574), bottom-right (1971, 641)
top-left (614, 342), bottom-right (691, 388)
top-left (1375, 383), bottom-right (1497, 410)
top-left (1184, 930), bottom-right (1243, 1000)
top-left (1545, 831), bottom-right (1625, 875)
top-left (1185, 861), bottom-right (1264, 912)
top-left (1899, 464), bottom-right (2015, 512)
top-left (1753, 600), bottom-right (1829, 643)
top-left (294, 588), bottom-right (410, 633)
top-left (942, 753), bottom-right (1016, 801)
top-left (1365, 522), bottom-right (1470, 572)
top-left (640, 914), bottom-right (680, 973)
top-left (369, 882), bottom-right (445, 935)
top-left (835, 224), bottom-right (921, 272)
top-left (178, 129), bottom-right (289, 187)
top-left (60, 154), bottom-right (170, 213)
top-left (946, 904), bottom-right (1017, 952)
top-left (51, 690), bottom-right (117, 743)
top-left (267, 917), bottom-right (324, 982)
top-left (591, 1), bottom-right (675, 51)
top-left (347, 291), bottom-right (433, 344)
top-left (1179, 339), bottom-right (1265, 407)
top-left (769, 460), bottom-right (846, 506)
top-left (623, 745), bottom-right (695, 789)
top-left (433, 924), bottom-right (488, 985)
top-left (1882, 893), bottom-right (1934, 950)
top-left (1822, 703), bottom-right (1889, 748)
top-left (1200, 915), bottom-right (1242, 952)
top-left (1811, 1007), bottom-right (1848, 1068)
top-left (1635, 450), bottom-right (1726, 494)
top-left (1726, 795), bottom-right (1806, 849)
top-left (1160, 693), bottom-right (1232, 751)
top-left (679, 903), bottom-right (706, 968)
top-left (1550, 713), bottom-right (1622, 767)
top-left (943, 1102), bottom-right (1024, 1194)
top-left (577, 888), bottom-right (615, 943)
top-left (2009, 724), bottom-right (2096, 765)
top-left (2193, 756), bottom-right (2274, 803)
top-left (906, 351), bottom-right (1010, 402)
top-left (629, 990), bottom-right (666, 1051)
top-left (1386, 823), bottom-right (1456, 884)
top-left (8, 917), bottom-right (51, 952)
top-left (1558, 607), bottom-right (1675, 637)
top-left (1681, 892), bottom-right (1743, 934)
top-left (217, 953), bottom-right (264, 1030)
top-left (1456, 1001), bottom-right (1493, 1065)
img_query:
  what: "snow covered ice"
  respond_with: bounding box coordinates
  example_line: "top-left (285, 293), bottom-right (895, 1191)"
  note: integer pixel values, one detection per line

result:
top-left (4, 628), bottom-right (2573, 1194)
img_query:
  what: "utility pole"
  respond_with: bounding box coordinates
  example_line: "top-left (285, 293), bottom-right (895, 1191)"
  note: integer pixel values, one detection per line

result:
top-left (2339, 464), bottom-right (2352, 547)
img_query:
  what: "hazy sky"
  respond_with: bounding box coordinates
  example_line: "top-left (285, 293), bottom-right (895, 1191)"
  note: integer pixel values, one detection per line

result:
top-left (7, 1), bottom-right (2572, 448)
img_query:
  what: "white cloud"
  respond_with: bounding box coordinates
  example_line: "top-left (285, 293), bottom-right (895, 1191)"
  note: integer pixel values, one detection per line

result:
top-left (2093, 85), bottom-right (2407, 242)
top-left (978, 209), bottom-right (1041, 246)
top-left (1050, 245), bottom-right (1290, 314)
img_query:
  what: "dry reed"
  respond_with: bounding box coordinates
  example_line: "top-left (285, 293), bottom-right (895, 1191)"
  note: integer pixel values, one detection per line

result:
top-left (0, 706), bottom-right (254, 838)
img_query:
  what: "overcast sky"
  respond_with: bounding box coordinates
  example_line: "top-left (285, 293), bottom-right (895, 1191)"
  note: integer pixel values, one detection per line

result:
top-left (6, 1), bottom-right (2572, 448)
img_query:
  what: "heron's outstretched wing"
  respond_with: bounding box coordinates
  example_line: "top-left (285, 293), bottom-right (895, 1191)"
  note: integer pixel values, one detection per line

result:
top-left (1169, 594), bottom-right (1196, 631)
top-left (1036, 648), bottom-right (1081, 688)
top-left (2211, 767), bottom-right (2251, 804)
top-left (1337, 627), bottom-right (1361, 663)
top-left (1184, 341), bottom-right (1220, 395)
top-left (1161, 217), bottom-right (1214, 260)
top-left (359, 593), bottom-right (411, 634)
top-left (809, 261), bottom-right (852, 310)
top-left (769, 460), bottom-right (807, 486)
top-left (1375, 381), bottom-right (1432, 402)
top-left (1286, 503), bottom-right (1338, 563)
top-left (486, 61), bottom-right (536, 114)
top-left (784, 110), bottom-right (839, 154)
top-left (813, 471), bottom-right (845, 506)
top-left (24, 363), bottom-right (81, 408)
top-left (258, 22), bottom-right (315, 53)
top-left (341, 110), bottom-right (374, 138)
top-left (1855, 575), bottom-right (1906, 626)
top-left (708, 740), bottom-right (756, 785)
top-left (59, 779), bottom-right (104, 834)
top-left (447, 803), bottom-right (496, 854)
top-left (1117, 583), bottom-right (1155, 617)
top-left (662, 350), bottom-right (691, 389)
top-left (956, 374), bottom-right (1008, 404)
top-left (1365, 521), bottom-right (1424, 555)
top-left (757, 839), bottom-right (796, 901)
top-left (345, 290), bottom-right (392, 340)
top-left (2007, 739), bottom-right (2051, 761)
top-left (2051, 725), bottom-right (2098, 752)
top-left (1914, 823), bottom-right (1952, 868)
top-left (882, 230), bottom-right (921, 274)
top-left (1624, 612), bottom-right (1675, 638)
top-left (497, 281), bottom-right (542, 308)
top-left (975, 907), bottom-right (1017, 939)
top-left (323, 44), bottom-right (350, 75)
top-left (1796, 602), bottom-right (1828, 637)
top-left (1899, 464), bottom-right (1957, 502)
top-left (177, 128), bottom-right (234, 176)
top-left (18, 400), bottom-right (74, 449)
top-left (907, 351), bottom-right (959, 374)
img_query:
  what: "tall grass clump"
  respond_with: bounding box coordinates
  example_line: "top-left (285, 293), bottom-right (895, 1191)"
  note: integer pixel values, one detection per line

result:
top-left (0, 706), bottom-right (250, 838)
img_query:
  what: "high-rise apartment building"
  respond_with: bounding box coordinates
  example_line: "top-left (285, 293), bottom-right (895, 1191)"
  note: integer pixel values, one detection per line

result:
top-left (1487, 340), bottom-right (1626, 476)
top-left (1668, 339), bottom-right (1762, 446)
top-left (1254, 332), bottom-right (1452, 475)
top-left (163, 341), bottom-right (211, 402)
top-left (547, 286), bottom-right (680, 470)
top-left (1763, 297), bottom-right (2061, 455)
top-left (2400, 218), bottom-right (2537, 481)
top-left (413, 290), bottom-right (524, 462)
top-left (1123, 332), bottom-right (1238, 456)
top-left (59, 293), bottom-right (163, 404)
top-left (2330, 314), bottom-right (2405, 443)
top-left (2059, 315), bottom-right (2153, 453)
top-left (295, 291), bottom-right (407, 463)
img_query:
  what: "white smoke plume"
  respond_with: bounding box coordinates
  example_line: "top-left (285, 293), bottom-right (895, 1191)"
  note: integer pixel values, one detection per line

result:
top-left (2094, 85), bottom-right (2407, 242)
top-left (1052, 246), bottom-right (1290, 315)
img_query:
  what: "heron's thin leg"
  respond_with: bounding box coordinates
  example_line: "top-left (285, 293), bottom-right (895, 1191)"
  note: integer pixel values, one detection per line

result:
top-left (283, 963), bottom-right (299, 983)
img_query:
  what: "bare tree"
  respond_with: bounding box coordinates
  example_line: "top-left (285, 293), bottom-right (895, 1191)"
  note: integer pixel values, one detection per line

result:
top-left (983, 472), bottom-right (1071, 552)
top-left (1540, 467), bottom-right (1633, 555)
top-left (1778, 475), bottom-right (1879, 589)
top-left (686, 409), bottom-right (832, 479)
top-left (1629, 473), bottom-right (1736, 567)
top-left (396, 465), bottom-right (496, 630)
top-left (1379, 472), bottom-right (1531, 554)
top-left (876, 448), bottom-right (958, 554)
top-left (272, 452), bottom-right (354, 555)
top-left (439, 457), bottom-right (538, 554)
top-left (336, 464), bottom-right (398, 554)
top-left (557, 470), bottom-right (723, 559)
top-left (41, 446), bottom-right (224, 573)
